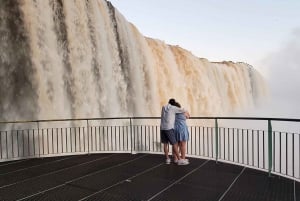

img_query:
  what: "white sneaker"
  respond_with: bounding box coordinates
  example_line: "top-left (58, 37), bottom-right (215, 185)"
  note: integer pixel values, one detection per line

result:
top-left (174, 158), bottom-right (188, 164)
top-left (177, 159), bottom-right (189, 165)
top-left (183, 158), bottom-right (189, 162)
top-left (166, 158), bottom-right (171, 164)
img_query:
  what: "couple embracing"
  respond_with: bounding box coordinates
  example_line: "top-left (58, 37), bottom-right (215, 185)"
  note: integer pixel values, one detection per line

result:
top-left (160, 98), bottom-right (190, 165)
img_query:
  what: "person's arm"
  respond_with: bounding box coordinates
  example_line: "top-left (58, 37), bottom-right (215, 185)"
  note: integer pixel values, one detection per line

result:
top-left (171, 105), bottom-right (186, 113)
top-left (184, 111), bottom-right (190, 118)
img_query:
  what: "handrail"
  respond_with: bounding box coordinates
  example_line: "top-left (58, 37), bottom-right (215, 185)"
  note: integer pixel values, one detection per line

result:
top-left (1, 116), bottom-right (300, 124)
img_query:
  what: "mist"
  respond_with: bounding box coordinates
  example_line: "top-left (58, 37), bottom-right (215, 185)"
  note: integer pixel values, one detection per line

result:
top-left (259, 28), bottom-right (300, 119)
top-left (236, 28), bottom-right (300, 133)
top-left (223, 28), bottom-right (300, 132)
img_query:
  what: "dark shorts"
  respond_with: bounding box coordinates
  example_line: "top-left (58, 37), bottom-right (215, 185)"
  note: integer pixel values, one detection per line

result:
top-left (161, 129), bottom-right (177, 145)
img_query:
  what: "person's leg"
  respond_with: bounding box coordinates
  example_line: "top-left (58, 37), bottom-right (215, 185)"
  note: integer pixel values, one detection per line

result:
top-left (172, 142), bottom-right (189, 165)
top-left (165, 129), bottom-right (188, 165)
top-left (172, 145), bottom-right (180, 162)
top-left (180, 141), bottom-right (186, 159)
top-left (164, 143), bottom-right (172, 164)
top-left (165, 129), bottom-right (180, 160)
top-left (161, 130), bottom-right (171, 164)
top-left (172, 143), bottom-right (181, 160)
top-left (173, 130), bottom-right (180, 162)
top-left (161, 130), bottom-right (168, 158)
top-left (164, 143), bottom-right (169, 158)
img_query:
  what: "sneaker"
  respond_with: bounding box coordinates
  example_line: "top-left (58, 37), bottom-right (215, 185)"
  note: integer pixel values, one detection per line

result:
top-left (177, 159), bottom-right (189, 165)
top-left (166, 158), bottom-right (171, 164)
top-left (182, 158), bottom-right (189, 162)
top-left (174, 158), bottom-right (188, 164)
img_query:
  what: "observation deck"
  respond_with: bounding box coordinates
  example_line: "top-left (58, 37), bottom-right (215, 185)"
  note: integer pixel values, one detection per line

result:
top-left (0, 117), bottom-right (299, 200)
top-left (0, 153), bottom-right (298, 201)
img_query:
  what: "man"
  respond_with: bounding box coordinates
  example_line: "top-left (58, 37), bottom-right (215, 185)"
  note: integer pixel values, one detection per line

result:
top-left (160, 98), bottom-right (189, 165)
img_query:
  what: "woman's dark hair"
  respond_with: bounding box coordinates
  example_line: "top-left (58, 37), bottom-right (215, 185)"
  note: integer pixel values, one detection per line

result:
top-left (174, 102), bottom-right (181, 108)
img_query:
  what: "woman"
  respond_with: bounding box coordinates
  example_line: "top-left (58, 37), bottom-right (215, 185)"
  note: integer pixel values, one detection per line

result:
top-left (173, 101), bottom-right (190, 162)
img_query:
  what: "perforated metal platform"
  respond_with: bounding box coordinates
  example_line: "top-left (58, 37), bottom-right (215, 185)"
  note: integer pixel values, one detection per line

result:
top-left (0, 153), bottom-right (297, 201)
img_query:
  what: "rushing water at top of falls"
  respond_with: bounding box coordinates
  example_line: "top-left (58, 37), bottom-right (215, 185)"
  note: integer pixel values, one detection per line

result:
top-left (0, 0), bottom-right (268, 121)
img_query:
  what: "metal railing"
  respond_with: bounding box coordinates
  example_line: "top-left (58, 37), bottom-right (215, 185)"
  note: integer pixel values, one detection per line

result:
top-left (0, 117), bottom-right (299, 182)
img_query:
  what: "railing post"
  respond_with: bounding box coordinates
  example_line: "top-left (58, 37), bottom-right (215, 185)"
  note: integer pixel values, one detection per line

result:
top-left (87, 120), bottom-right (90, 155)
top-left (215, 118), bottom-right (219, 163)
top-left (130, 118), bottom-right (134, 154)
top-left (268, 119), bottom-right (273, 176)
top-left (37, 121), bottom-right (40, 158)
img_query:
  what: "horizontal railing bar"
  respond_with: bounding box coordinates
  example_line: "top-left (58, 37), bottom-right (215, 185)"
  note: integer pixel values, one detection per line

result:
top-left (1, 116), bottom-right (300, 124)
top-left (189, 117), bottom-right (300, 122)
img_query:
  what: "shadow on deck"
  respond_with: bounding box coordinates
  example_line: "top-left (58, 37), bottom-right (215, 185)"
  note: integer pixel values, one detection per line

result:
top-left (0, 153), bottom-right (298, 201)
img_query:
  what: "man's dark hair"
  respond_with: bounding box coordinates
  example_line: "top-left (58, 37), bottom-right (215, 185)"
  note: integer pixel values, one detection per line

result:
top-left (168, 98), bottom-right (176, 105)
top-left (169, 99), bottom-right (181, 108)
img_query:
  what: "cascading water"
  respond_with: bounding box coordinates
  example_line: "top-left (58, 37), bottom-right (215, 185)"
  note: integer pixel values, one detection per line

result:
top-left (0, 0), bottom-right (267, 122)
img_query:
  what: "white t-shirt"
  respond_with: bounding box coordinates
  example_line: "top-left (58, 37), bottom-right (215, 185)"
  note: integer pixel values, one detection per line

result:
top-left (160, 104), bottom-right (185, 130)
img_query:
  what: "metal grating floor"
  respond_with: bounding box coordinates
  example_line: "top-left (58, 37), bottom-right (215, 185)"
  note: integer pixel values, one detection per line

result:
top-left (0, 153), bottom-right (298, 201)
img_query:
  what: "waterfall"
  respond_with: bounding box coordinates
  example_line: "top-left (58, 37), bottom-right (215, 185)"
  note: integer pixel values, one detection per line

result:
top-left (0, 0), bottom-right (267, 121)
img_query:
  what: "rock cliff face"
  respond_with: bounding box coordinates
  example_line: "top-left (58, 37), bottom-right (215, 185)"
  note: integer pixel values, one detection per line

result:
top-left (0, 0), bottom-right (267, 121)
